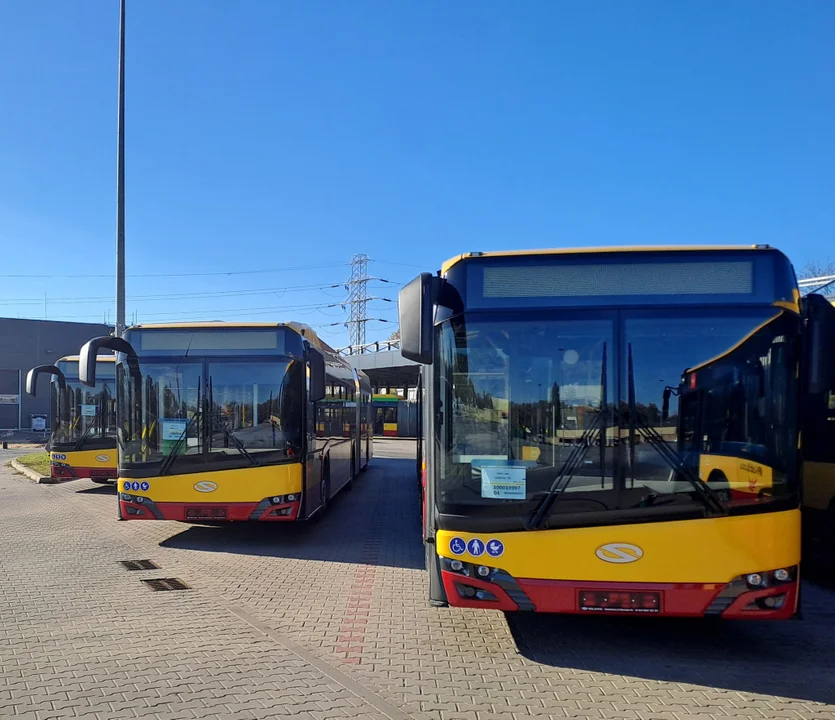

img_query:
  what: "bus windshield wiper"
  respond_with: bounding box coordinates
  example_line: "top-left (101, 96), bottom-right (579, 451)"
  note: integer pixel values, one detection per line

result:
top-left (627, 344), bottom-right (726, 515)
top-left (526, 417), bottom-right (601, 530)
top-left (74, 410), bottom-right (101, 451)
top-left (223, 429), bottom-right (259, 466)
top-left (527, 346), bottom-right (608, 530)
top-left (159, 412), bottom-right (201, 476)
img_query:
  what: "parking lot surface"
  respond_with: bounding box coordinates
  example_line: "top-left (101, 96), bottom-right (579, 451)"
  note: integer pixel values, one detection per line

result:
top-left (2, 439), bottom-right (835, 720)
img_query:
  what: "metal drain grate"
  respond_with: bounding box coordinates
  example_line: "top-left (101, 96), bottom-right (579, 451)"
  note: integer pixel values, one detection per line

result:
top-left (141, 578), bottom-right (191, 592)
top-left (119, 559), bottom-right (160, 571)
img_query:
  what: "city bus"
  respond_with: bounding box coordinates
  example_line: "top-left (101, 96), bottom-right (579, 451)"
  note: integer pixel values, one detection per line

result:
top-left (373, 394), bottom-right (399, 436)
top-left (78, 322), bottom-right (372, 522)
top-left (400, 245), bottom-right (835, 619)
top-left (25, 355), bottom-right (118, 482)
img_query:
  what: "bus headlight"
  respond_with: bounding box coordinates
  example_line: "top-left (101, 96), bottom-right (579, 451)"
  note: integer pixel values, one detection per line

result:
top-left (476, 565), bottom-right (490, 578)
top-left (272, 496), bottom-right (283, 504)
top-left (746, 573), bottom-right (765, 588)
top-left (774, 568), bottom-right (790, 582)
top-left (286, 494), bottom-right (295, 502)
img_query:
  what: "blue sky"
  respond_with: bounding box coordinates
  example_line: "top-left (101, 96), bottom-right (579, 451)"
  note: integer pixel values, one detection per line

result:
top-left (1, 1), bottom-right (833, 346)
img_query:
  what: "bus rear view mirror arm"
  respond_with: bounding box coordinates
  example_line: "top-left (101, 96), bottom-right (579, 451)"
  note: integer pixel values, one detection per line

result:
top-left (26, 365), bottom-right (65, 396)
top-left (79, 336), bottom-right (139, 387)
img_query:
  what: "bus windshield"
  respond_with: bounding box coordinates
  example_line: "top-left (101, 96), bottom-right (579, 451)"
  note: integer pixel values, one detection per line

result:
top-left (51, 379), bottom-right (118, 449)
top-left (434, 307), bottom-right (800, 526)
top-left (118, 358), bottom-right (304, 472)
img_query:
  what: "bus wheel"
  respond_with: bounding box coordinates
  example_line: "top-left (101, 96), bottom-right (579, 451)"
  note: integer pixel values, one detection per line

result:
top-left (426, 540), bottom-right (448, 607)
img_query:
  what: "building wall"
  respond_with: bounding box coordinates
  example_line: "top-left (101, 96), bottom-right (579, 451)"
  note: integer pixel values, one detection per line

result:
top-left (0, 318), bottom-right (112, 429)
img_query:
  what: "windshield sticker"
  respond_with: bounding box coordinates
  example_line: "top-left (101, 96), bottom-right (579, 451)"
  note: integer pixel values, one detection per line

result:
top-left (481, 465), bottom-right (526, 500)
top-left (162, 419), bottom-right (188, 442)
top-left (80, 404), bottom-right (96, 417)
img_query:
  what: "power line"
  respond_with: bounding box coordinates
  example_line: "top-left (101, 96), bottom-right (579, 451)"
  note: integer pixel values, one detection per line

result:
top-left (0, 282), bottom-right (344, 306)
top-left (0, 261), bottom-right (348, 280)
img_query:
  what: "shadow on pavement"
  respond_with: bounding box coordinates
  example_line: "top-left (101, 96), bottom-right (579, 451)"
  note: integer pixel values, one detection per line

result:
top-left (160, 457), bottom-right (424, 571)
top-left (507, 594), bottom-right (835, 705)
top-left (76, 484), bottom-right (117, 495)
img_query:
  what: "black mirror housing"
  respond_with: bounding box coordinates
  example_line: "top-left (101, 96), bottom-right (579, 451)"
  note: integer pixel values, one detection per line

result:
top-left (399, 273), bottom-right (437, 365)
top-left (308, 347), bottom-right (326, 402)
top-left (26, 365), bottom-right (65, 397)
top-left (79, 335), bottom-right (138, 387)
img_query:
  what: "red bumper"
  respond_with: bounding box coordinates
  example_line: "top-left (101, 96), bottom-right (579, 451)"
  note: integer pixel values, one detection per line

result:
top-left (120, 497), bottom-right (301, 522)
top-left (51, 464), bottom-right (117, 481)
top-left (441, 566), bottom-right (798, 619)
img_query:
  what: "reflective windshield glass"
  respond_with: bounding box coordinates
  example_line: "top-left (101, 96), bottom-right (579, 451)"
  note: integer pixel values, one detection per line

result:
top-left (435, 315), bottom-right (615, 516)
top-left (434, 308), bottom-right (800, 524)
top-left (119, 359), bottom-right (303, 471)
top-left (51, 379), bottom-right (117, 449)
top-left (628, 310), bottom-right (799, 505)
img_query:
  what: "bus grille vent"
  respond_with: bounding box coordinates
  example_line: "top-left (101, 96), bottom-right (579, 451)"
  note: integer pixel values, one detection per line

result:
top-left (119, 559), bottom-right (160, 571)
top-left (141, 578), bottom-right (190, 592)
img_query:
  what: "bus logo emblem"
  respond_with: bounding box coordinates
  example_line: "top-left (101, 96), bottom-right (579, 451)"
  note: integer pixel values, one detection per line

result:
top-left (595, 543), bottom-right (643, 564)
top-left (194, 481), bottom-right (218, 493)
top-left (96, 455), bottom-right (110, 462)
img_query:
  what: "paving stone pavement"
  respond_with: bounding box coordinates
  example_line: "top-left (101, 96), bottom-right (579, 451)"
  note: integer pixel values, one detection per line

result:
top-left (3, 438), bottom-right (835, 720)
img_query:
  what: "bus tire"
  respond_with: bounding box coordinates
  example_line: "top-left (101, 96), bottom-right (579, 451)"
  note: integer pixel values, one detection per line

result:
top-left (426, 540), bottom-right (448, 607)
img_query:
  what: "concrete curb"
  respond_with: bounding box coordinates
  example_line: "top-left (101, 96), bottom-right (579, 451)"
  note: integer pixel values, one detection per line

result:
top-left (9, 458), bottom-right (56, 484)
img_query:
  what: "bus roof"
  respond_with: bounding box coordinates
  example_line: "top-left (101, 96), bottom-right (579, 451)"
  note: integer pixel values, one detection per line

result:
top-left (441, 244), bottom-right (779, 275)
top-left (125, 321), bottom-right (339, 356)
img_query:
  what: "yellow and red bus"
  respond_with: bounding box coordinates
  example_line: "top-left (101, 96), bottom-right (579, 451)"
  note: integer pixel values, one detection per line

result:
top-left (373, 394), bottom-right (400, 436)
top-left (400, 245), bottom-right (835, 619)
top-left (26, 355), bottom-right (118, 482)
top-left (79, 322), bottom-right (372, 522)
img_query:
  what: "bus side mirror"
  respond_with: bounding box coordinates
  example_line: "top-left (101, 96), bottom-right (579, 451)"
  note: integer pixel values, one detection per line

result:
top-left (804, 294), bottom-right (835, 394)
top-left (26, 365), bottom-right (65, 396)
top-left (79, 336), bottom-right (138, 387)
top-left (308, 348), bottom-right (326, 402)
top-left (399, 273), bottom-right (438, 365)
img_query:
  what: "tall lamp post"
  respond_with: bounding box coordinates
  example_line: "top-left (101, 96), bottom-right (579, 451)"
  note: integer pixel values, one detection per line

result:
top-left (115, 0), bottom-right (126, 337)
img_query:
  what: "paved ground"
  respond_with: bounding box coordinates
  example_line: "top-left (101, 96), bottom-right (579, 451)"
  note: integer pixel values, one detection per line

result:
top-left (2, 438), bottom-right (835, 720)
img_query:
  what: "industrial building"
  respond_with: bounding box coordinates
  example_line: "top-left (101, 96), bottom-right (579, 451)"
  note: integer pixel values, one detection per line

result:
top-left (0, 318), bottom-right (112, 430)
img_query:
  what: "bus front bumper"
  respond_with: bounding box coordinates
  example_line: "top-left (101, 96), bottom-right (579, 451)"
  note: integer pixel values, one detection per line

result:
top-left (119, 493), bottom-right (302, 522)
top-left (440, 559), bottom-right (799, 619)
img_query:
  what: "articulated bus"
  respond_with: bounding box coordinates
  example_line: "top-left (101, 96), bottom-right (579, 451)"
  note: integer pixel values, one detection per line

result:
top-left (79, 322), bottom-right (372, 522)
top-left (26, 355), bottom-right (118, 483)
top-left (400, 246), bottom-right (835, 619)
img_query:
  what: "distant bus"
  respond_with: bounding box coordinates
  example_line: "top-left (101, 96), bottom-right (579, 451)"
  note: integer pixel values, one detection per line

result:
top-left (400, 245), bottom-right (835, 619)
top-left (373, 394), bottom-right (400, 436)
top-left (80, 322), bottom-right (372, 522)
top-left (26, 355), bottom-right (118, 482)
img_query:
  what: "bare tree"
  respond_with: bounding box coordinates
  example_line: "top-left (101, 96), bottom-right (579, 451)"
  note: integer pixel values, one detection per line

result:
top-left (388, 329), bottom-right (401, 342)
top-left (800, 259), bottom-right (835, 279)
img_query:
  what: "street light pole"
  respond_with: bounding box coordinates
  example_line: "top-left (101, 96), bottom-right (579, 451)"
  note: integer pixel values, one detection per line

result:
top-left (115, 0), bottom-right (126, 337)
